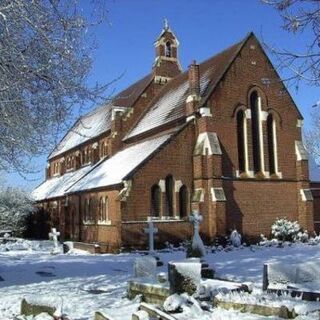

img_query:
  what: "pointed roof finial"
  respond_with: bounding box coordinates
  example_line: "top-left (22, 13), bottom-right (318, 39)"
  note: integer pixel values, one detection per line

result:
top-left (164, 18), bottom-right (169, 30)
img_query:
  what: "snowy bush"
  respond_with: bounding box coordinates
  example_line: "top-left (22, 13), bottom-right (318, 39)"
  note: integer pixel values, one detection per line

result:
top-left (0, 187), bottom-right (34, 237)
top-left (294, 230), bottom-right (309, 243)
top-left (271, 218), bottom-right (301, 242)
top-left (259, 234), bottom-right (280, 247)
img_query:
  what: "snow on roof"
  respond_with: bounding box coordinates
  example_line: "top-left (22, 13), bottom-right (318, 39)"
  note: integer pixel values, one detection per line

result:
top-left (309, 156), bottom-right (320, 182)
top-left (67, 132), bottom-right (174, 193)
top-left (125, 71), bottom-right (211, 140)
top-left (49, 104), bottom-right (113, 160)
top-left (125, 37), bottom-right (247, 141)
top-left (32, 165), bottom-right (95, 201)
top-left (48, 74), bottom-right (153, 160)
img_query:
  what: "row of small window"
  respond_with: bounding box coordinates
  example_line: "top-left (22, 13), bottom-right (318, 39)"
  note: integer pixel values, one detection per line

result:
top-left (52, 141), bottom-right (109, 175)
top-left (237, 91), bottom-right (278, 176)
top-left (150, 175), bottom-right (189, 218)
top-left (83, 197), bottom-right (109, 222)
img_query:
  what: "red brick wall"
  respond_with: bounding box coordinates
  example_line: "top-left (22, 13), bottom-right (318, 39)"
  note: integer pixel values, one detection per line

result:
top-left (120, 126), bottom-right (195, 245)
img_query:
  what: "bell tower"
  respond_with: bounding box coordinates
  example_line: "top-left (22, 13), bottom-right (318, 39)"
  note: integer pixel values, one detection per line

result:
top-left (152, 19), bottom-right (181, 83)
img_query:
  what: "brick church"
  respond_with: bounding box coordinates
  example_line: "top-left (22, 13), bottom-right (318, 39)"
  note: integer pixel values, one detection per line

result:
top-left (33, 22), bottom-right (316, 252)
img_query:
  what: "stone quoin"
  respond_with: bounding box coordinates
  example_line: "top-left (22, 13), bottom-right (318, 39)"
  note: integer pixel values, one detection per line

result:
top-left (32, 20), bottom-right (317, 252)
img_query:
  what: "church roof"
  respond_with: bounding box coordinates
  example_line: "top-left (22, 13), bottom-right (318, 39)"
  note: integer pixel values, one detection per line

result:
top-left (32, 164), bottom-right (96, 201)
top-left (125, 35), bottom-right (248, 140)
top-left (67, 130), bottom-right (177, 193)
top-left (48, 73), bottom-right (153, 160)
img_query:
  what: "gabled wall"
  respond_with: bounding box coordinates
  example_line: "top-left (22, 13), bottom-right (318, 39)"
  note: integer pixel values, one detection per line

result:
top-left (199, 35), bottom-right (313, 237)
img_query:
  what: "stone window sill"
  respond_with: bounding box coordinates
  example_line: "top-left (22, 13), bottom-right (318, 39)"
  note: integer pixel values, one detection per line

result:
top-left (97, 220), bottom-right (111, 226)
top-left (83, 220), bottom-right (95, 225)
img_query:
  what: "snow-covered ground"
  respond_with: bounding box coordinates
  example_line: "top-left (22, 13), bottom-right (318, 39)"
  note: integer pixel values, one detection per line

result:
top-left (0, 240), bottom-right (319, 319)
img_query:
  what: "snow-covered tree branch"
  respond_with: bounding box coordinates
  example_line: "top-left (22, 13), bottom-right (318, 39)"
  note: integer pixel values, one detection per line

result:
top-left (0, 0), bottom-right (109, 174)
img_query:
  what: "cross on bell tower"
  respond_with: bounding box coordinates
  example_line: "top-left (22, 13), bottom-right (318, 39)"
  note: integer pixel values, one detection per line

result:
top-left (152, 19), bottom-right (181, 83)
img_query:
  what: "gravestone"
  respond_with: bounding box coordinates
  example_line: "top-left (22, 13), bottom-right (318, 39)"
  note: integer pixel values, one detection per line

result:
top-left (188, 211), bottom-right (206, 258)
top-left (49, 228), bottom-right (60, 254)
top-left (144, 218), bottom-right (158, 254)
top-left (168, 259), bottom-right (201, 295)
top-left (133, 256), bottom-right (157, 278)
top-left (230, 229), bottom-right (242, 247)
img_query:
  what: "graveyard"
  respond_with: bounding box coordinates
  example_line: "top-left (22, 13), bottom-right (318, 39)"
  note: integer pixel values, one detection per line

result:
top-left (0, 214), bottom-right (320, 320)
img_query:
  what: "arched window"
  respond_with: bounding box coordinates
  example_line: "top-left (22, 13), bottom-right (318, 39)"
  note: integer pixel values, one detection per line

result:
top-left (165, 41), bottom-right (172, 57)
top-left (165, 175), bottom-right (174, 216)
top-left (85, 198), bottom-right (90, 221)
top-left (267, 114), bottom-right (278, 175)
top-left (179, 185), bottom-right (188, 218)
top-left (99, 197), bottom-right (104, 221)
top-left (236, 110), bottom-right (246, 173)
top-left (250, 91), bottom-right (261, 173)
top-left (151, 185), bottom-right (161, 217)
top-left (88, 198), bottom-right (92, 221)
top-left (104, 196), bottom-right (109, 221)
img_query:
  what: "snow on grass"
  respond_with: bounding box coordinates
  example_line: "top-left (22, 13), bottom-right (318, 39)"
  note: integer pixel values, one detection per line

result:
top-left (0, 241), bottom-right (320, 319)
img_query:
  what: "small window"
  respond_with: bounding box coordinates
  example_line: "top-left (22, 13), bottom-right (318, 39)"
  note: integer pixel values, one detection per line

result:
top-left (165, 41), bottom-right (172, 57)
top-left (211, 187), bottom-right (226, 202)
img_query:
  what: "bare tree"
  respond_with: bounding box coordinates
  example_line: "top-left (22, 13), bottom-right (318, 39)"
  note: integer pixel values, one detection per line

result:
top-left (262, 1), bottom-right (320, 164)
top-left (0, 0), bottom-right (109, 175)
top-left (262, 0), bottom-right (320, 88)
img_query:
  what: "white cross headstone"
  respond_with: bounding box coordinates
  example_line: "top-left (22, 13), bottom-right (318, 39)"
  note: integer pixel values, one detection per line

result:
top-left (189, 210), bottom-right (206, 257)
top-left (144, 217), bottom-right (158, 254)
top-left (49, 228), bottom-right (60, 252)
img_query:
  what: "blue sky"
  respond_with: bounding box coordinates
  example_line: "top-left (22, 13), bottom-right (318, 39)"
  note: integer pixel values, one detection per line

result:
top-left (6, 0), bottom-right (319, 190)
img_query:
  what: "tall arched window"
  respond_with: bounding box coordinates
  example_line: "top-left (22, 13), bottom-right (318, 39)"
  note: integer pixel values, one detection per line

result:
top-left (88, 198), bottom-right (93, 221)
top-left (267, 114), bottom-right (278, 175)
top-left (99, 197), bottom-right (104, 221)
top-left (165, 175), bottom-right (174, 216)
top-left (84, 198), bottom-right (90, 221)
top-left (151, 185), bottom-right (161, 217)
top-left (237, 110), bottom-right (246, 173)
top-left (250, 91), bottom-right (261, 173)
top-left (165, 41), bottom-right (172, 57)
top-left (179, 185), bottom-right (188, 218)
top-left (104, 196), bottom-right (109, 221)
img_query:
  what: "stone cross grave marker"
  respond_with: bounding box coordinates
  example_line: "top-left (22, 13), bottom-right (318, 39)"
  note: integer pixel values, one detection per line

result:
top-left (189, 210), bottom-right (206, 258)
top-left (49, 228), bottom-right (60, 252)
top-left (144, 217), bottom-right (158, 254)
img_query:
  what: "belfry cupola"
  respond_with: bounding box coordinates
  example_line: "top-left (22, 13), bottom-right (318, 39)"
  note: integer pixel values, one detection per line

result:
top-left (152, 19), bottom-right (181, 83)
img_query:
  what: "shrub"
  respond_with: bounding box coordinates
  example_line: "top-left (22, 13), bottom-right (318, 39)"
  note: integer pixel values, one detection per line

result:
top-left (271, 218), bottom-right (301, 242)
top-left (0, 187), bottom-right (34, 237)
